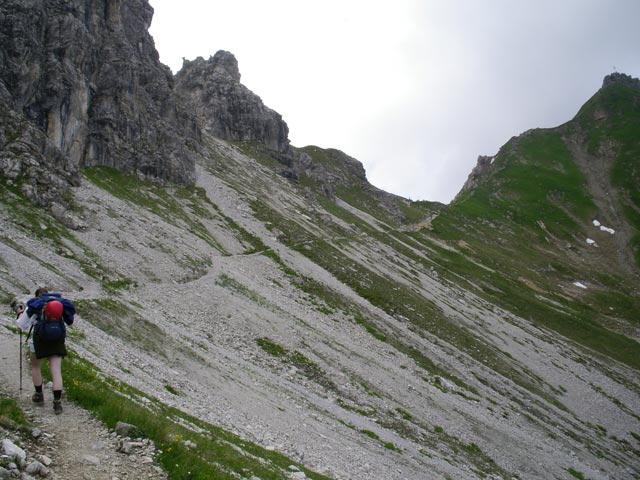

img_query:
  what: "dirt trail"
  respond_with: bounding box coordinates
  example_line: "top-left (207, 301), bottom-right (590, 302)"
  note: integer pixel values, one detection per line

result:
top-left (0, 319), bottom-right (167, 480)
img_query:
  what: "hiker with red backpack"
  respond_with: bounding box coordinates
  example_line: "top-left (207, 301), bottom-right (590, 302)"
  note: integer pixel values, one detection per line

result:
top-left (16, 287), bottom-right (76, 415)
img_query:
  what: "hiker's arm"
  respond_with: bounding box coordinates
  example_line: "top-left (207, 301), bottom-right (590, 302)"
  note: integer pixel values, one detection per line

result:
top-left (16, 310), bottom-right (32, 331)
top-left (62, 299), bottom-right (75, 325)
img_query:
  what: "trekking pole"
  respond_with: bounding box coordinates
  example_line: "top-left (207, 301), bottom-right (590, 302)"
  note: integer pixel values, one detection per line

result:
top-left (19, 330), bottom-right (23, 392)
top-left (14, 302), bottom-right (26, 392)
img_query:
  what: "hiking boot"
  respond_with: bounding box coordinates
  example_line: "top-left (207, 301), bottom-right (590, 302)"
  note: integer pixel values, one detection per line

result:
top-left (53, 400), bottom-right (63, 415)
top-left (32, 392), bottom-right (44, 404)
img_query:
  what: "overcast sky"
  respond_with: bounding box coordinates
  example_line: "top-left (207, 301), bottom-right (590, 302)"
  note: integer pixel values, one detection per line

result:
top-left (148, 0), bottom-right (640, 204)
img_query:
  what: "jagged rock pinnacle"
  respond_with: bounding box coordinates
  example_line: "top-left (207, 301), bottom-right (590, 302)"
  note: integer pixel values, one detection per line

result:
top-left (175, 50), bottom-right (290, 152)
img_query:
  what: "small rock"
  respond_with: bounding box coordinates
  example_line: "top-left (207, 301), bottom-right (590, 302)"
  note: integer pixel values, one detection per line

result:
top-left (116, 440), bottom-right (133, 454)
top-left (81, 454), bottom-right (101, 466)
top-left (289, 472), bottom-right (307, 480)
top-left (115, 421), bottom-right (137, 438)
top-left (37, 454), bottom-right (52, 466)
top-left (26, 461), bottom-right (49, 476)
top-left (31, 428), bottom-right (42, 439)
top-left (1, 439), bottom-right (26, 463)
top-left (182, 440), bottom-right (196, 449)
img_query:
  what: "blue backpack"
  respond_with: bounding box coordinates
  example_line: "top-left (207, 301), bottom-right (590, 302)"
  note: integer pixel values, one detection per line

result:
top-left (27, 293), bottom-right (76, 343)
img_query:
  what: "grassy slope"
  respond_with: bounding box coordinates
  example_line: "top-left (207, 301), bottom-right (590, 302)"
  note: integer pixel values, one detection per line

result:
top-left (427, 82), bottom-right (640, 370)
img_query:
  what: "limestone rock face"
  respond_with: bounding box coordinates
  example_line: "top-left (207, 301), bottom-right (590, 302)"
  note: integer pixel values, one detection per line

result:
top-left (175, 52), bottom-right (290, 152)
top-left (0, 0), bottom-right (199, 213)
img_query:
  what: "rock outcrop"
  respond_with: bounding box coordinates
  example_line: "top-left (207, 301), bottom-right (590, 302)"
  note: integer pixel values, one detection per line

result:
top-left (175, 52), bottom-right (290, 152)
top-left (602, 72), bottom-right (640, 89)
top-left (454, 154), bottom-right (495, 200)
top-left (0, 0), bottom-right (200, 218)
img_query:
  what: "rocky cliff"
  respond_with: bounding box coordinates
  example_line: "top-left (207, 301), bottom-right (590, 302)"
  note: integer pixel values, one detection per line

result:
top-left (0, 0), bottom-right (200, 220)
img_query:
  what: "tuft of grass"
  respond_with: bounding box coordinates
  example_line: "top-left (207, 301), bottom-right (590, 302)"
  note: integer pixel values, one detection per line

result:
top-left (383, 441), bottom-right (401, 452)
top-left (0, 395), bottom-right (29, 429)
top-left (395, 407), bottom-right (413, 420)
top-left (567, 467), bottom-right (588, 480)
top-left (354, 314), bottom-right (387, 342)
top-left (361, 429), bottom-right (379, 440)
top-left (164, 385), bottom-right (181, 396)
top-left (256, 337), bottom-right (288, 357)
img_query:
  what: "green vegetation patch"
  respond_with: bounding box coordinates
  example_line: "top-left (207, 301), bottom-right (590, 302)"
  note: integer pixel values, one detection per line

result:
top-left (256, 337), bottom-right (288, 357)
top-left (0, 394), bottom-right (29, 430)
top-left (567, 467), bottom-right (589, 480)
top-left (256, 337), bottom-right (337, 391)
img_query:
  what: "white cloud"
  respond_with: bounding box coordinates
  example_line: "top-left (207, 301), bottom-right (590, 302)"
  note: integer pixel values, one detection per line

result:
top-left (149, 0), bottom-right (640, 203)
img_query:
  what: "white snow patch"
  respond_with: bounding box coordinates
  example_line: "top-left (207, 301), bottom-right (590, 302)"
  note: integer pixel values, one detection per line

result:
top-left (573, 282), bottom-right (588, 289)
top-left (592, 219), bottom-right (615, 234)
top-left (586, 238), bottom-right (597, 246)
top-left (600, 225), bottom-right (615, 234)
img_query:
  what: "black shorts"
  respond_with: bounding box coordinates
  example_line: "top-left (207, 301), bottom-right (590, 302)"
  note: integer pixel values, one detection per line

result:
top-left (33, 335), bottom-right (67, 359)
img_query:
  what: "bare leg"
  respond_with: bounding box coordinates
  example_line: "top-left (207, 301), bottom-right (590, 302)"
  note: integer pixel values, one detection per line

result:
top-left (31, 355), bottom-right (42, 387)
top-left (48, 356), bottom-right (63, 392)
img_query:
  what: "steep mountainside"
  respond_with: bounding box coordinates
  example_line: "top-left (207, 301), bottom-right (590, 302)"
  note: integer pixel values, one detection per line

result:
top-left (437, 74), bottom-right (640, 359)
top-left (1, 2), bottom-right (639, 480)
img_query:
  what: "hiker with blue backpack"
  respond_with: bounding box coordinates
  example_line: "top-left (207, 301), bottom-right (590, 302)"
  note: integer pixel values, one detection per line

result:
top-left (16, 287), bottom-right (76, 415)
